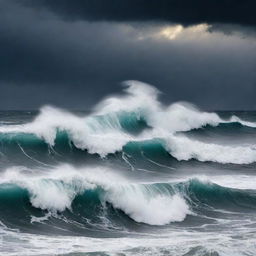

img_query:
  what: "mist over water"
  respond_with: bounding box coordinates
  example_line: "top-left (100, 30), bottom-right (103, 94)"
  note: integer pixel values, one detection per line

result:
top-left (0, 81), bottom-right (256, 255)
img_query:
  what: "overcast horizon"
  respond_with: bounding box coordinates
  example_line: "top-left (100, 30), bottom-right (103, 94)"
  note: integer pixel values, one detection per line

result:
top-left (0, 0), bottom-right (256, 110)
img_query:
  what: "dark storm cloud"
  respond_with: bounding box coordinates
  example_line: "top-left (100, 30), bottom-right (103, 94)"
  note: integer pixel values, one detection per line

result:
top-left (209, 23), bottom-right (256, 38)
top-left (0, 0), bottom-right (256, 110)
top-left (25, 0), bottom-right (256, 27)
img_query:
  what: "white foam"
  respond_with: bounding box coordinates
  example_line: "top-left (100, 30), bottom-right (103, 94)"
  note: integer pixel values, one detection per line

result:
top-left (94, 81), bottom-right (223, 133)
top-left (1, 221), bottom-right (255, 256)
top-left (94, 80), bottom-right (161, 115)
top-left (106, 189), bottom-right (189, 225)
top-left (165, 134), bottom-right (256, 164)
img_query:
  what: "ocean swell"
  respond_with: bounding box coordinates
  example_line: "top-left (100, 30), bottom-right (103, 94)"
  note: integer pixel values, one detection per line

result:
top-left (0, 81), bottom-right (256, 164)
top-left (0, 165), bottom-right (256, 229)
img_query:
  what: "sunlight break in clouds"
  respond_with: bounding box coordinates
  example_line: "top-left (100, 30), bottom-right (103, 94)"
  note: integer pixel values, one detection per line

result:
top-left (159, 23), bottom-right (210, 40)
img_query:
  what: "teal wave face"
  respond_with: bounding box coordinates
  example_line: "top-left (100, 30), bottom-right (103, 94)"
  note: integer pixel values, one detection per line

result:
top-left (184, 122), bottom-right (256, 145)
top-left (183, 179), bottom-right (256, 211)
top-left (114, 111), bottom-right (150, 134)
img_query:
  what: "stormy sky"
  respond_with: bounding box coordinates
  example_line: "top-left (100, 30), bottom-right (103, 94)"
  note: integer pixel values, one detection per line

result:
top-left (0, 0), bottom-right (256, 110)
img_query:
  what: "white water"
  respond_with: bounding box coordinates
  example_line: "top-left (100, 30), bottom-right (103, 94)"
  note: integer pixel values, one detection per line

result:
top-left (166, 134), bottom-right (256, 164)
top-left (0, 80), bottom-right (256, 163)
top-left (105, 186), bottom-right (189, 225)
top-left (1, 225), bottom-right (255, 256)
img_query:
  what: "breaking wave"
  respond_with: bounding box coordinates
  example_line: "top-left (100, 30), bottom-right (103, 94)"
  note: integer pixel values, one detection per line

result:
top-left (0, 165), bottom-right (190, 226)
top-left (0, 81), bottom-right (256, 165)
top-left (0, 164), bottom-right (255, 232)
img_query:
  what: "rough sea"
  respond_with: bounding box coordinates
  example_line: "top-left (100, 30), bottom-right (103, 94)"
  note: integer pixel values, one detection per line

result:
top-left (0, 81), bottom-right (255, 256)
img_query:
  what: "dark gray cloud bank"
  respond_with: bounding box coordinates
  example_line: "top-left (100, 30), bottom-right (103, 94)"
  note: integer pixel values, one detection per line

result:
top-left (0, 0), bottom-right (256, 110)
top-left (27, 0), bottom-right (256, 26)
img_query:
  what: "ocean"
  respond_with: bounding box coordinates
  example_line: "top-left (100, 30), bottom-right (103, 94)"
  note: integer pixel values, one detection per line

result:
top-left (0, 81), bottom-right (255, 255)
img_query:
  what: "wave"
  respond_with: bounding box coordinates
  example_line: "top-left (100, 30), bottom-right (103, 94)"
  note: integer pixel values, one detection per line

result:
top-left (1, 131), bottom-right (256, 165)
top-left (0, 165), bottom-right (256, 231)
top-left (0, 165), bottom-right (190, 227)
top-left (0, 81), bottom-right (256, 164)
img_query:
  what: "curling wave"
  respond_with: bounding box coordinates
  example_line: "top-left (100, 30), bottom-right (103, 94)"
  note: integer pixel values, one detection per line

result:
top-left (0, 164), bottom-right (256, 232)
top-left (0, 165), bottom-right (190, 226)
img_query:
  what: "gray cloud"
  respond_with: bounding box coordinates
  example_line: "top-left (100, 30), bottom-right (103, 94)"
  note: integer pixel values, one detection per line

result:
top-left (0, 1), bottom-right (256, 110)
top-left (24, 0), bottom-right (256, 27)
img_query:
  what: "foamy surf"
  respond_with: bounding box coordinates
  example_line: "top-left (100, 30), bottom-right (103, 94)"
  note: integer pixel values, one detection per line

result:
top-left (0, 81), bottom-right (256, 256)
